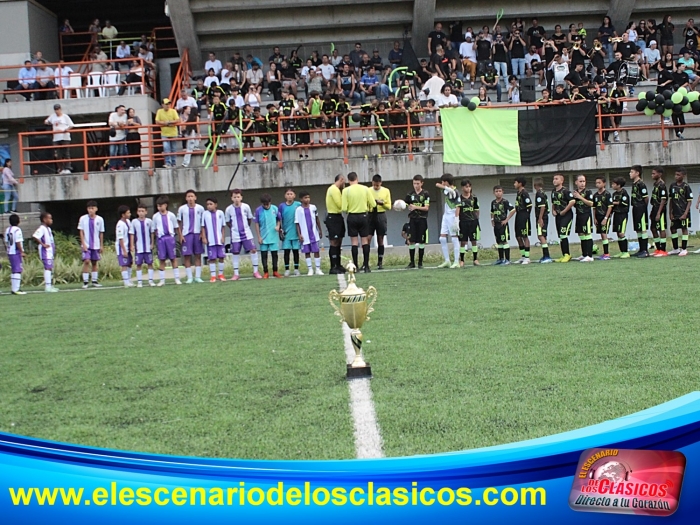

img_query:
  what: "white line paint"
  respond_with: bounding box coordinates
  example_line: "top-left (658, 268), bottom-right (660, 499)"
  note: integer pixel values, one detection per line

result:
top-left (337, 274), bottom-right (384, 459)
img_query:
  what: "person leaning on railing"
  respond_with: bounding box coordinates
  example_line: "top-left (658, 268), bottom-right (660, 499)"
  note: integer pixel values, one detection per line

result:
top-left (156, 98), bottom-right (180, 168)
top-left (2, 159), bottom-right (19, 214)
top-left (108, 105), bottom-right (128, 170)
top-left (126, 108), bottom-right (142, 170)
top-left (44, 104), bottom-right (74, 174)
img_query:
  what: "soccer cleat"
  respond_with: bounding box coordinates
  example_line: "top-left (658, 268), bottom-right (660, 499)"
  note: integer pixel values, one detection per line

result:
top-left (473, 260), bottom-right (481, 266)
top-left (92, 281), bottom-right (102, 287)
top-left (329, 267), bottom-right (340, 274)
top-left (47, 287), bottom-right (60, 292)
top-left (572, 256), bottom-right (584, 261)
top-left (157, 280), bottom-right (166, 287)
top-left (315, 269), bottom-right (324, 276)
top-left (667, 248), bottom-right (680, 255)
top-left (619, 252), bottom-right (631, 259)
top-left (263, 272), bottom-right (269, 279)
top-left (693, 248), bottom-right (700, 254)
top-left (539, 257), bottom-right (553, 264)
top-left (273, 271), bottom-right (283, 278)
top-left (284, 270), bottom-right (290, 277)
top-left (450, 261), bottom-right (460, 268)
top-left (210, 276), bottom-right (217, 283)
top-left (653, 250), bottom-right (668, 257)
top-left (218, 275), bottom-right (227, 282)
top-left (149, 280), bottom-right (156, 287)
top-left (307, 268), bottom-right (314, 276)
top-left (521, 258), bottom-right (531, 265)
top-left (11, 290), bottom-right (27, 295)
top-left (230, 275), bottom-right (240, 281)
top-left (124, 281), bottom-right (135, 288)
top-left (502, 260), bottom-right (511, 265)
top-left (294, 270), bottom-right (301, 276)
top-left (493, 259), bottom-right (504, 265)
top-left (417, 264), bottom-right (423, 269)
top-left (186, 278), bottom-right (194, 284)
top-left (82, 283), bottom-right (89, 289)
top-left (598, 254), bottom-right (611, 260)
top-left (560, 254), bottom-right (572, 263)
top-left (194, 277), bottom-right (204, 283)
top-left (406, 262), bottom-right (416, 269)
top-left (363, 265), bottom-right (371, 273)
top-left (580, 256), bottom-right (594, 262)
top-left (137, 282), bottom-right (143, 288)
top-left (253, 271), bottom-right (263, 279)
top-left (175, 278), bottom-right (182, 285)
top-left (377, 263), bottom-right (383, 270)
top-left (437, 260), bottom-right (451, 268)
top-left (679, 249), bottom-right (688, 256)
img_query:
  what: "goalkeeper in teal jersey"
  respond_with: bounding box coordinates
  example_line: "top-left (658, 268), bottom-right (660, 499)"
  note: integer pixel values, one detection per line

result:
top-left (254, 193), bottom-right (282, 278)
top-left (278, 188), bottom-right (302, 276)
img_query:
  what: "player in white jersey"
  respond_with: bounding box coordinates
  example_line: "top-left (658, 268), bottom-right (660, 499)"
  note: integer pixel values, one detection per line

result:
top-left (177, 189), bottom-right (205, 283)
top-left (32, 211), bottom-right (59, 292)
top-left (201, 196), bottom-right (227, 282)
top-left (130, 203), bottom-right (155, 287)
top-left (436, 173), bottom-right (461, 268)
top-left (153, 196), bottom-right (181, 286)
top-left (224, 189), bottom-right (261, 280)
top-left (4, 214), bottom-right (26, 294)
top-left (116, 205), bottom-right (134, 287)
top-left (77, 200), bottom-right (105, 288)
top-left (294, 191), bottom-right (324, 275)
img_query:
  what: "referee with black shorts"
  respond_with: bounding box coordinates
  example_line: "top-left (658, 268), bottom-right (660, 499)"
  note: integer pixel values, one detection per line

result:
top-left (369, 174), bottom-right (392, 269)
top-left (326, 174), bottom-right (346, 274)
top-left (342, 172), bottom-right (376, 272)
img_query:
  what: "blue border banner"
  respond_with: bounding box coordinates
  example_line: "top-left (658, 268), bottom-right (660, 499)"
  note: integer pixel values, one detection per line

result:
top-left (2, 392), bottom-right (700, 523)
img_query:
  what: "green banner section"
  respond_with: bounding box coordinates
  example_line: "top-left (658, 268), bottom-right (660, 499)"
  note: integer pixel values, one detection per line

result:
top-left (441, 108), bottom-right (521, 166)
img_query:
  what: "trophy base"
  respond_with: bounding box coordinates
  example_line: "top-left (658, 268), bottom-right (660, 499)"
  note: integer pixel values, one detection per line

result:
top-left (346, 363), bottom-right (372, 379)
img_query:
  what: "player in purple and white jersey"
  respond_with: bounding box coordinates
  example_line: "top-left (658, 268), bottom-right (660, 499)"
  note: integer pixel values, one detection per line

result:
top-left (130, 203), bottom-right (156, 287)
top-left (32, 211), bottom-right (59, 292)
top-left (153, 196), bottom-right (181, 286)
top-left (225, 189), bottom-right (261, 280)
top-left (77, 200), bottom-right (105, 288)
top-left (177, 189), bottom-right (205, 283)
top-left (201, 196), bottom-right (226, 282)
top-left (295, 191), bottom-right (324, 276)
top-left (4, 214), bottom-right (26, 295)
top-left (116, 205), bottom-right (134, 288)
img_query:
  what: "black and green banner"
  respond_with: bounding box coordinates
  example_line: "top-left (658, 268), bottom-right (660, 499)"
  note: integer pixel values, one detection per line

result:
top-left (441, 103), bottom-right (597, 166)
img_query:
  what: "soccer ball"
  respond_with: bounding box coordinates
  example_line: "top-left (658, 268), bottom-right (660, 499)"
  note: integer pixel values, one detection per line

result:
top-left (393, 200), bottom-right (407, 212)
top-left (592, 244), bottom-right (599, 254)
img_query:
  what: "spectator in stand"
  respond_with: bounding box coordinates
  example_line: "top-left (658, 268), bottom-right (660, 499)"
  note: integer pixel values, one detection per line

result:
top-left (349, 43), bottom-right (365, 68)
top-left (125, 108), bottom-right (142, 170)
top-left (389, 41), bottom-right (403, 68)
top-left (92, 45), bottom-right (109, 72)
top-left (204, 68), bottom-right (218, 88)
top-left (508, 75), bottom-right (520, 103)
top-left (59, 19), bottom-right (74, 33)
top-left (205, 52), bottom-right (222, 76)
top-left (108, 105), bottom-right (128, 170)
top-left (431, 45), bottom-right (450, 79)
top-left (477, 86), bottom-right (491, 106)
top-left (370, 50), bottom-right (383, 69)
top-left (331, 49), bottom-right (342, 68)
top-left (101, 20), bottom-right (118, 41)
top-left (637, 20), bottom-right (651, 51)
top-left (176, 88), bottom-right (197, 112)
top-left (492, 34), bottom-right (509, 83)
top-left (288, 49), bottom-right (302, 70)
top-left (435, 84), bottom-right (458, 108)
top-left (357, 53), bottom-right (372, 76)
top-left (310, 50), bottom-right (322, 67)
top-left (192, 79), bottom-right (207, 113)
top-left (615, 32), bottom-right (637, 61)
top-left (245, 85), bottom-right (262, 108)
top-left (678, 51), bottom-right (699, 89)
top-left (475, 31), bottom-right (492, 76)
top-left (267, 62), bottom-right (282, 100)
top-left (509, 28), bottom-right (527, 78)
top-left (2, 159), bottom-right (19, 213)
top-left (550, 53), bottom-right (569, 89)
top-left (118, 60), bottom-right (145, 95)
top-left (682, 19), bottom-right (699, 53)
top-left (480, 63), bottom-right (502, 102)
top-left (246, 62), bottom-right (263, 94)
top-left (88, 18), bottom-right (101, 34)
top-left (551, 25), bottom-right (567, 52)
top-left (54, 61), bottom-right (73, 94)
top-left (318, 54), bottom-right (336, 88)
top-left (598, 16), bottom-right (617, 63)
top-left (115, 40), bottom-right (132, 70)
top-left (269, 46), bottom-right (285, 66)
top-left (526, 18), bottom-right (546, 53)
top-left (642, 40), bottom-right (660, 79)
top-left (279, 59), bottom-right (299, 97)
top-left (155, 98), bottom-right (180, 168)
top-left (658, 15), bottom-right (675, 58)
top-left (428, 22), bottom-right (447, 55)
top-left (525, 47), bottom-right (544, 85)
top-left (337, 63), bottom-right (359, 103)
top-left (245, 54), bottom-right (263, 70)
top-left (231, 63), bottom-right (247, 92)
top-left (230, 51), bottom-right (247, 71)
top-left (16, 61), bottom-right (36, 101)
top-left (306, 69), bottom-right (324, 97)
top-left (180, 105), bottom-right (199, 168)
top-left (360, 66), bottom-right (388, 102)
top-left (44, 104), bottom-right (74, 174)
top-left (31, 51), bottom-right (44, 65)
top-left (227, 86), bottom-right (244, 108)
top-left (421, 67), bottom-right (444, 101)
top-left (565, 62), bottom-right (585, 88)
top-left (568, 23), bottom-right (582, 47)
top-left (220, 61), bottom-right (233, 90)
top-left (459, 35), bottom-right (477, 87)
top-left (33, 60), bottom-right (56, 100)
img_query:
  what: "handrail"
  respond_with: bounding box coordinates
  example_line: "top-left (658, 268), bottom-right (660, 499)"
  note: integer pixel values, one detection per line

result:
top-left (168, 48), bottom-right (191, 105)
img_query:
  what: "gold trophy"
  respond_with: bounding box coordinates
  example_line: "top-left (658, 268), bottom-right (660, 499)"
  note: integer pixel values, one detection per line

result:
top-left (329, 263), bottom-right (377, 378)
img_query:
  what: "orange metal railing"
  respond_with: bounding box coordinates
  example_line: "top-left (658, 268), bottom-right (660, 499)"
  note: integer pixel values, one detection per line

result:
top-left (59, 31), bottom-right (98, 62)
top-left (168, 48), bottom-right (191, 105)
top-left (16, 101), bottom-right (700, 180)
top-left (150, 26), bottom-right (178, 59)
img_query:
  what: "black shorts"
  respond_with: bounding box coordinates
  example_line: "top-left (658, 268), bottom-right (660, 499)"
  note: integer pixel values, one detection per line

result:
top-left (368, 212), bottom-right (388, 238)
top-left (408, 217), bottom-right (428, 244)
top-left (346, 213), bottom-right (370, 238)
top-left (595, 214), bottom-right (610, 235)
top-left (575, 213), bottom-right (592, 235)
top-left (296, 131), bottom-right (310, 145)
top-left (555, 213), bottom-right (573, 238)
top-left (459, 220), bottom-right (480, 243)
top-left (493, 224), bottom-right (510, 245)
top-left (650, 208), bottom-right (667, 232)
top-left (310, 117), bottom-right (323, 129)
top-left (632, 207), bottom-right (648, 233)
top-left (671, 217), bottom-right (691, 230)
top-left (514, 214), bottom-right (531, 237)
top-left (612, 213), bottom-right (628, 236)
top-left (324, 117), bottom-right (336, 129)
top-left (325, 213), bottom-right (345, 240)
top-left (537, 218), bottom-right (549, 238)
top-left (360, 115), bottom-right (372, 127)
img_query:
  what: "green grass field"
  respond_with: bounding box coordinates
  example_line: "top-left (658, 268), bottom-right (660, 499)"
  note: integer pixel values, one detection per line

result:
top-left (1, 255), bottom-right (699, 460)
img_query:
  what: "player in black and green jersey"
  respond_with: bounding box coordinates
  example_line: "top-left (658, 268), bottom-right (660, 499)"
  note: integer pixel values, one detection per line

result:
top-left (359, 101), bottom-right (374, 141)
top-left (573, 174), bottom-right (595, 262)
top-left (629, 165), bottom-right (650, 258)
top-left (491, 185), bottom-right (513, 265)
top-left (404, 174), bottom-right (430, 268)
top-left (668, 166), bottom-right (693, 256)
top-left (321, 94), bottom-right (337, 144)
top-left (207, 92), bottom-right (228, 153)
top-left (458, 179), bottom-right (481, 266)
top-left (611, 177), bottom-right (630, 258)
top-left (533, 178), bottom-right (552, 263)
top-left (505, 176), bottom-right (533, 264)
top-left (335, 95), bottom-right (352, 144)
top-left (593, 176), bottom-right (613, 259)
top-left (279, 90), bottom-right (296, 146)
top-left (650, 166), bottom-right (669, 257)
top-left (551, 173), bottom-right (575, 263)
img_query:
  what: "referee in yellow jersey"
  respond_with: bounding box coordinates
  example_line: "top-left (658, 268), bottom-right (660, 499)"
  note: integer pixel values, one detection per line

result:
top-left (325, 174), bottom-right (346, 274)
top-left (369, 174), bottom-right (392, 269)
top-left (342, 171), bottom-right (376, 272)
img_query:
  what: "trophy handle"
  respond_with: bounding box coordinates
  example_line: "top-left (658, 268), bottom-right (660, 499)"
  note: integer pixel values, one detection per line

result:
top-left (365, 286), bottom-right (378, 320)
top-left (329, 290), bottom-right (343, 321)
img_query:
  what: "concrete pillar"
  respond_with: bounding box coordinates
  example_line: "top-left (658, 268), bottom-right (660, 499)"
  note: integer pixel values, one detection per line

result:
top-left (607, 0), bottom-right (637, 35)
top-left (167, 0), bottom-right (203, 71)
top-left (412, 0), bottom-right (436, 58)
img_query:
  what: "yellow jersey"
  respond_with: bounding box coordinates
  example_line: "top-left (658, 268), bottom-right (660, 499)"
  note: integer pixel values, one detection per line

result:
top-left (342, 183), bottom-right (376, 214)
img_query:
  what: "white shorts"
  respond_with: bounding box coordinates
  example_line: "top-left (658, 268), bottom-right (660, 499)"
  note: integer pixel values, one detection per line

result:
top-left (441, 213), bottom-right (457, 235)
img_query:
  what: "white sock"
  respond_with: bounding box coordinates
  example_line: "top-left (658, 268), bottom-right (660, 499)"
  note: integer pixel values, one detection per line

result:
top-left (315, 257), bottom-right (321, 269)
top-left (233, 254), bottom-right (240, 275)
top-left (159, 270), bottom-right (165, 281)
top-left (209, 263), bottom-right (216, 276)
top-left (251, 252), bottom-right (258, 271)
top-left (11, 273), bottom-right (21, 292)
top-left (91, 271), bottom-right (98, 282)
top-left (173, 267), bottom-right (180, 279)
top-left (452, 237), bottom-right (460, 261)
top-left (44, 270), bottom-right (52, 289)
top-left (440, 236), bottom-right (449, 261)
top-left (195, 266), bottom-right (202, 278)
top-left (186, 267), bottom-right (193, 279)
top-left (218, 261), bottom-right (225, 276)
top-left (306, 257), bottom-right (312, 269)
top-left (82, 272), bottom-right (89, 283)
top-left (148, 269), bottom-right (154, 281)
top-left (121, 270), bottom-right (129, 283)
top-left (136, 269), bottom-right (143, 282)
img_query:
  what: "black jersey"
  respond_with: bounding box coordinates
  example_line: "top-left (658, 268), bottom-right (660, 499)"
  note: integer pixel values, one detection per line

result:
top-left (405, 190), bottom-right (430, 219)
top-left (535, 190), bottom-right (549, 217)
top-left (321, 100), bottom-right (336, 115)
top-left (209, 102), bottom-right (228, 122)
top-left (612, 189), bottom-right (630, 215)
top-left (490, 198), bottom-right (512, 223)
top-left (551, 187), bottom-right (575, 216)
top-left (631, 179), bottom-right (649, 208)
top-left (335, 101), bottom-right (351, 116)
top-left (650, 180), bottom-right (667, 210)
top-left (458, 195), bottom-right (479, 222)
top-left (669, 182), bottom-right (693, 218)
top-left (593, 190), bottom-right (613, 218)
top-left (515, 189), bottom-right (532, 215)
top-left (574, 189), bottom-right (594, 217)
top-left (279, 98), bottom-right (296, 116)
